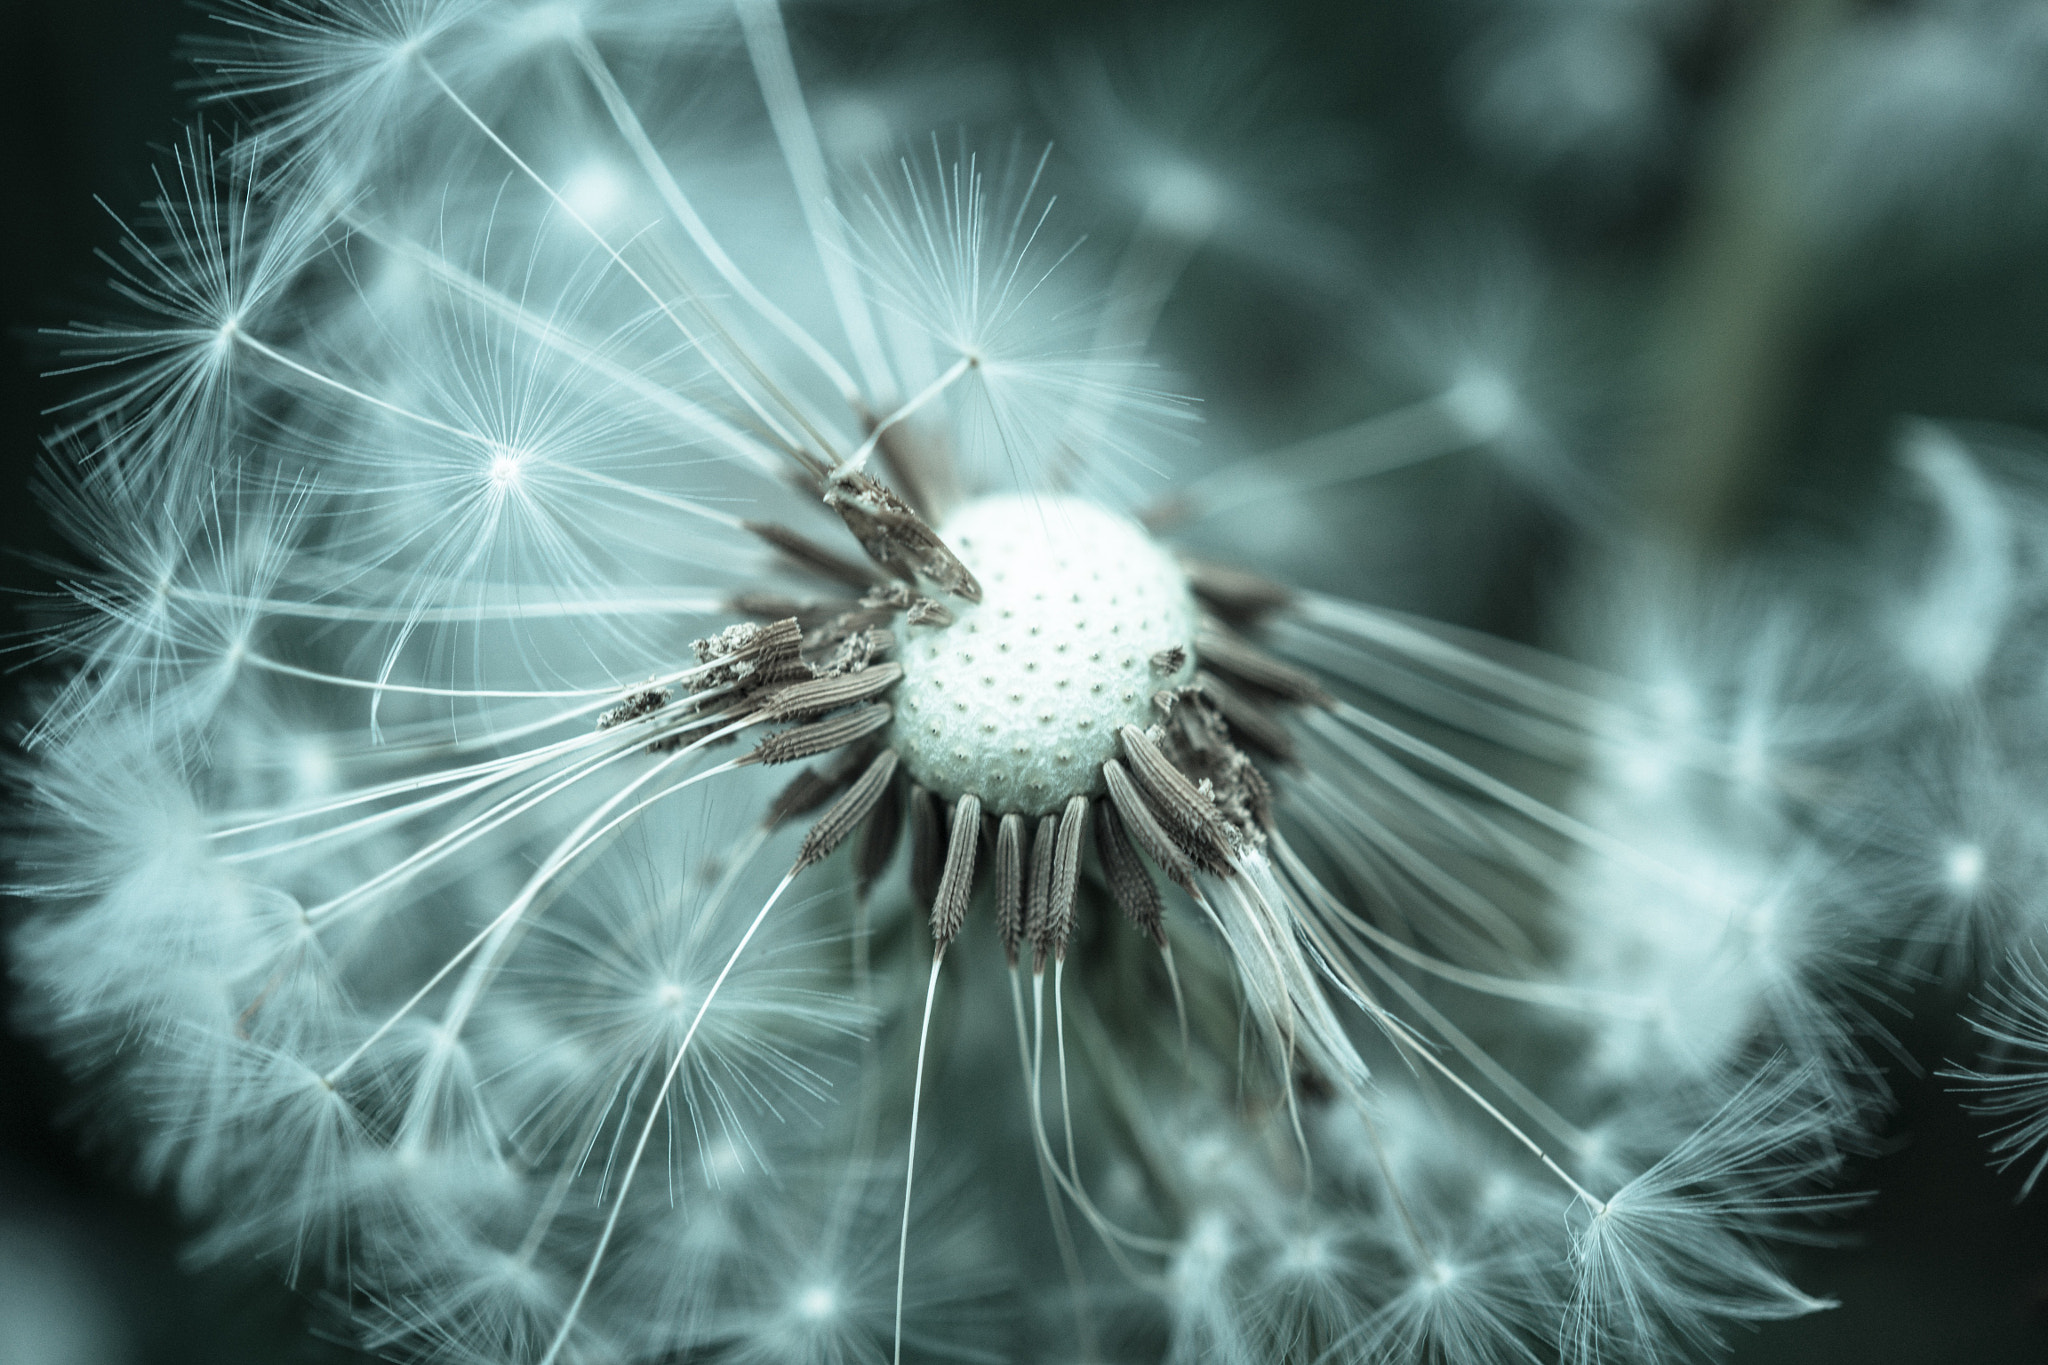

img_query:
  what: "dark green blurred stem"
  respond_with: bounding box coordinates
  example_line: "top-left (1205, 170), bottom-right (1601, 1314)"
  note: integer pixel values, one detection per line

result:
top-left (1636, 0), bottom-right (1853, 553)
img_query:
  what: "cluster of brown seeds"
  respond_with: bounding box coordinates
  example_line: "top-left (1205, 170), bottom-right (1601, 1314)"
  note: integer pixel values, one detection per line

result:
top-left (597, 467), bottom-right (1332, 970)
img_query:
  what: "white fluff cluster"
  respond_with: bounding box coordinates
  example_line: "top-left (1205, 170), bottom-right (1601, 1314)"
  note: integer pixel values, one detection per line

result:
top-left (19, 2), bottom-right (2048, 1364)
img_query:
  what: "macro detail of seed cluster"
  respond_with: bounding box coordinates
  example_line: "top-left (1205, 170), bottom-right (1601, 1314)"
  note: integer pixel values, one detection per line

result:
top-left (19, 2), bottom-right (2048, 1364)
top-left (605, 482), bottom-right (1301, 976)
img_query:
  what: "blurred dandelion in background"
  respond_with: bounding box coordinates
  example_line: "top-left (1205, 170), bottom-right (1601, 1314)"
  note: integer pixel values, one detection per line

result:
top-left (10, 1), bottom-right (2048, 1363)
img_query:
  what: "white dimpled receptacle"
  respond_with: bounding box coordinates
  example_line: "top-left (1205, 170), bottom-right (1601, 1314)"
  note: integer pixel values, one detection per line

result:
top-left (890, 495), bottom-right (1198, 815)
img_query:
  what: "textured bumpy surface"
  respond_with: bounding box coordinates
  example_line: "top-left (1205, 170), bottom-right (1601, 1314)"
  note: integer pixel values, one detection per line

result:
top-left (890, 495), bottom-right (1197, 813)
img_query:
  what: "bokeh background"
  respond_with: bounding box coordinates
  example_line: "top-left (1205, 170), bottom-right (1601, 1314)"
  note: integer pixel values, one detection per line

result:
top-left (6, 1), bottom-right (2048, 1361)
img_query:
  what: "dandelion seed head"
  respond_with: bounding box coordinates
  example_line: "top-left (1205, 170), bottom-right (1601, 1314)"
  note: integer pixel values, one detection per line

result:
top-left (558, 161), bottom-right (628, 224)
top-left (702, 1139), bottom-right (746, 1184)
top-left (1277, 1231), bottom-right (1333, 1276)
top-left (1173, 1212), bottom-right (1235, 1287)
top-left (815, 92), bottom-right (894, 164)
top-left (1946, 841), bottom-right (1987, 894)
top-left (1441, 364), bottom-right (1522, 443)
top-left (16, 4), bottom-right (1909, 1361)
top-left (793, 1282), bottom-right (837, 1322)
top-left (485, 442), bottom-right (527, 489)
top-left (289, 737), bottom-right (337, 795)
top-left (1614, 736), bottom-right (1679, 796)
top-left (889, 494), bottom-right (1196, 812)
top-left (1138, 156), bottom-right (1228, 239)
